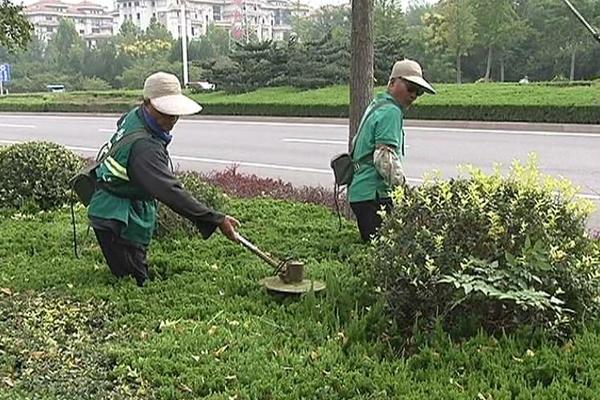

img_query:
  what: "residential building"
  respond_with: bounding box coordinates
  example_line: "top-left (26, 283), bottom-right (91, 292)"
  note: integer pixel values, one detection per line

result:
top-left (113, 0), bottom-right (310, 42)
top-left (24, 0), bottom-right (309, 45)
top-left (25, 0), bottom-right (114, 47)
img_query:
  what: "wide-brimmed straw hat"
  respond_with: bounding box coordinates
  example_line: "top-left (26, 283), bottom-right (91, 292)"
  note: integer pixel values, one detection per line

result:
top-left (389, 59), bottom-right (436, 94)
top-left (143, 72), bottom-right (202, 116)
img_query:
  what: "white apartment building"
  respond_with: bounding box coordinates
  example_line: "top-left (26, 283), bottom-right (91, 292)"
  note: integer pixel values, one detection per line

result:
top-left (25, 0), bottom-right (114, 46)
top-left (113, 0), bottom-right (310, 42)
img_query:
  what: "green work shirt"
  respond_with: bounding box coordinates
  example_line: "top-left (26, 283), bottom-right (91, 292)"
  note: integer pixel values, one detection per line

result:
top-left (348, 92), bottom-right (404, 203)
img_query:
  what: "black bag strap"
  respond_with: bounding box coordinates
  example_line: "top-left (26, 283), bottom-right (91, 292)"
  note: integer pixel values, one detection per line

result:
top-left (350, 99), bottom-right (395, 159)
top-left (98, 129), bottom-right (151, 164)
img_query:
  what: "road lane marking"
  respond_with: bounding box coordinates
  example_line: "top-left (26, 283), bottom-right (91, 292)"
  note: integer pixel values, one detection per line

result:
top-left (283, 138), bottom-right (346, 145)
top-left (171, 155), bottom-right (331, 174)
top-left (283, 138), bottom-right (411, 148)
top-left (2, 114), bottom-right (600, 137)
top-left (0, 138), bottom-right (598, 200)
top-left (98, 129), bottom-right (113, 132)
top-left (0, 123), bottom-right (36, 128)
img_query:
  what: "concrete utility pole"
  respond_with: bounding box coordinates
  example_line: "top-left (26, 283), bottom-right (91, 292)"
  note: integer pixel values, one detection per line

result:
top-left (561, 0), bottom-right (600, 44)
top-left (180, 0), bottom-right (189, 85)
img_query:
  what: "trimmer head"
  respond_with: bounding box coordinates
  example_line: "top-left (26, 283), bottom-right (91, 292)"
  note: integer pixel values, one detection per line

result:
top-left (260, 276), bottom-right (326, 294)
top-left (235, 233), bottom-right (326, 295)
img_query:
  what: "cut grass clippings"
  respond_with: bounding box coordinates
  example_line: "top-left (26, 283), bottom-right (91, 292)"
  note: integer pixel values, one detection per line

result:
top-left (1, 198), bottom-right (599, 399)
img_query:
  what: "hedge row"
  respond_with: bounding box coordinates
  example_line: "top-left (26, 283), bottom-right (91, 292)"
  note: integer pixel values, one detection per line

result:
top-left (1, 100), bottom-right (598, 123)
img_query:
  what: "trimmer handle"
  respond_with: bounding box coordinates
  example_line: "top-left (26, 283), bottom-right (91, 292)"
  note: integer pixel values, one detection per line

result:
top-left (234, 233), bottom-right (280, 269)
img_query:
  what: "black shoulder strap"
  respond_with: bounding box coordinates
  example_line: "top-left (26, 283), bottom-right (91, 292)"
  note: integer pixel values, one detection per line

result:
top-left (98, 129), bottom-right (151, 163)
top-left (350, 99), bottom-right (395, 157)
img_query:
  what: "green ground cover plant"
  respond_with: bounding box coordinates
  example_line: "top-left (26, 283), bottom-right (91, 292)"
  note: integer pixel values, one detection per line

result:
top-left (0, 83), bottom-right (598, 123)
top-left (1, 199), bottom-right (600, 399)
top-left (1, 142), bottom-right (599, 398)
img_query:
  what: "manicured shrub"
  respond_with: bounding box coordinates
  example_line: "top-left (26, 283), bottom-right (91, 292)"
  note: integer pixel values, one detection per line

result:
top-left (370, 157), bottom-right (600, 339)
top-left (155, 171), bottom-right (227, 238)
top-left (0, 141), bottom-right (83, 211)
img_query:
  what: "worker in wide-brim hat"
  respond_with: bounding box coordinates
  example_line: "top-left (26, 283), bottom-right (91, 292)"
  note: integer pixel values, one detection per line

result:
top-left (87, 71), bottom-right (239, 286)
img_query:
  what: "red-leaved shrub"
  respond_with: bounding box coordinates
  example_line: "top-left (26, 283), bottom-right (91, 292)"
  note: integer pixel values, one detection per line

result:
top-left (200, 166), bottom-right (353, 218)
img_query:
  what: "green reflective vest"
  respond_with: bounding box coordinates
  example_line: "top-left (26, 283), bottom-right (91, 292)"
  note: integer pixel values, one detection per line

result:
top-left (88, 107), bottom-right (159, 245)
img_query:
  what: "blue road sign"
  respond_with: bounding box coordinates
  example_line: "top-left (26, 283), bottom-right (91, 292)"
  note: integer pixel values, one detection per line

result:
top-left (0, 64), bottom-right (11, 83)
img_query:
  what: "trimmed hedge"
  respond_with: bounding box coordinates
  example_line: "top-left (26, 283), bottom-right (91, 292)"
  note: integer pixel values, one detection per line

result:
top-left (1, 101), bottom-right (597, 123)
top-left (405, 104), bottom-right (600, 124)
top-left (1, 83), bottom-right (598, 123)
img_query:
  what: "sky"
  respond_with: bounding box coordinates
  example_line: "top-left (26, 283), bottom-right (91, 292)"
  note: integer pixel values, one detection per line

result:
top-left (20, 0), bottom-right (427, 12)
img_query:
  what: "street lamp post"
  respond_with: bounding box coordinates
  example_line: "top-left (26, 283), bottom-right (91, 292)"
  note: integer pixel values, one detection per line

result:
top-left (180, 0), bottom-right (189, 85)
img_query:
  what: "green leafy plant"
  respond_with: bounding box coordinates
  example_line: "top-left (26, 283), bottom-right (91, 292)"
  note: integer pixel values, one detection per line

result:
top-left (155, 171), bottom-right (227, 238)
top-left (370, 156), bottom-right (600, 339)
top-left (0, 141), bottom-right (83, 211)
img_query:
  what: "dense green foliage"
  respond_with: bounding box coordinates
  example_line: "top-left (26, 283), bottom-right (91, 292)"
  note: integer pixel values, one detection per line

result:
top-left (0, 142), bottom-right (599, 397)
top-left (0, 0), bottom-right (32, 52)
top-left (370, 158), bottom-right (600, 340)
top-left (0, 142), bottom-right (82, 211)
top-left (155, 171), bottom-right (228, 238)
top-left (1, 197), bottom-right (599, 398)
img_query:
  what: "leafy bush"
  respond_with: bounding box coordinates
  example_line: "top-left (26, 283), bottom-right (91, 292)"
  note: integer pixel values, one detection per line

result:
top-left (370, 157), bottom-right (600, 339)
top-left (77, 77), bottom-right (112, 91)
top-left (117, 60), bottom-right (183, 89)
top-left (0, 141), bottom-right (83, 211)
top-left (8, 72), bottom-right (79, 93)
top-left (155, 171), bottom-right (227, 238)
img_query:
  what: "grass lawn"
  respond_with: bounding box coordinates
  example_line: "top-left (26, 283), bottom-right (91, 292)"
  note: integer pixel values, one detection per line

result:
top-left (1, 197), bottom-right (599, 399)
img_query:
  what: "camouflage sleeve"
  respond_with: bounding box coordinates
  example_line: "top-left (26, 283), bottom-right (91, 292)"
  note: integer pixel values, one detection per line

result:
top-left (374, 144), bottom-right (405, 188)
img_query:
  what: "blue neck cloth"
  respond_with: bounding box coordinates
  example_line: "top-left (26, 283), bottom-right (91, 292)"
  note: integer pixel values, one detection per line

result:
top-left (141, 106), bottom-right (173, 145)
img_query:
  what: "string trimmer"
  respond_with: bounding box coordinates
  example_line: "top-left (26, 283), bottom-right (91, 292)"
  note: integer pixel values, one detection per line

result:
top-left (234, 233), bottom-right (326, 295)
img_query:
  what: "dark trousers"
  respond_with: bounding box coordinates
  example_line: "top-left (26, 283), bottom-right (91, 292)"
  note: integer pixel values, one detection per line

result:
top-left (93, 228), bottom-right (149, 287)
top-left (350, 197), bottom-right (393, 242)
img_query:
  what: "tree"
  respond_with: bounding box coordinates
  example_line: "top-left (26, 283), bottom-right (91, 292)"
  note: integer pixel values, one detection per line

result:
top-left (183, 25), bottom-right (230, 63)
top-left (0, 0), bottom-right (33, 51)
top-left (523, 0), bottom-right (597, 81)
top-left (82, 38), bottom-right (124, 87)
top-left (287, 33), bottom-right (350, 89)
top-left (144, 17), bottom-right (172, 42)
top-left (561, 0), bottom-right (596, 81)
top-left (291, 4), bottom-right (351, 46)
top-left (438, 0), bottom-right (477, 83)
top-left (472, 0), bottom-right (518, 81)
top-left (46, 19), bottom-right (86, 75)
top-left (119, 18), bottom-right (141, 42)
top-left (419, 11), bottom-right (456, 82)
top-left (349, 0), bottom-right (374, 145)
top-left (373, 0), bottom-right (408, 84)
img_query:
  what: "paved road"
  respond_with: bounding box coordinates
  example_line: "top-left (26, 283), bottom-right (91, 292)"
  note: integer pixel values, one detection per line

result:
top-left (1, 113), bottom-right (600, 227)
